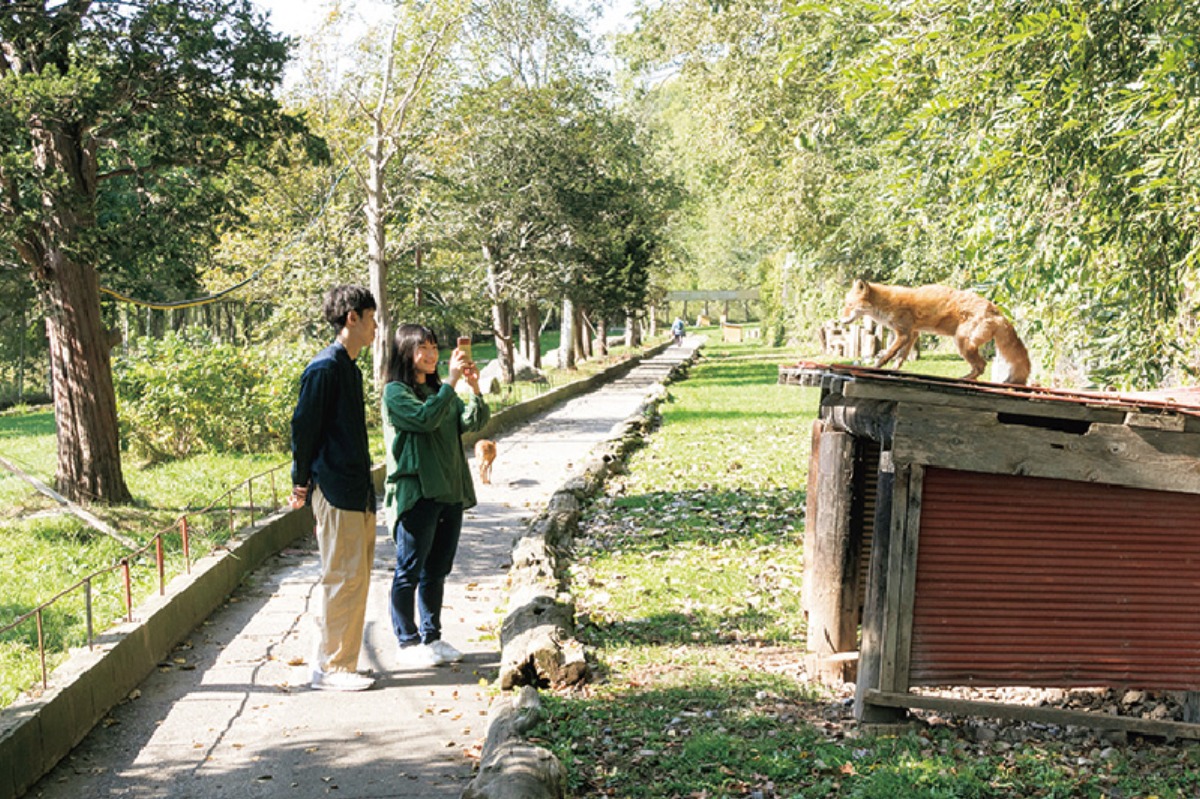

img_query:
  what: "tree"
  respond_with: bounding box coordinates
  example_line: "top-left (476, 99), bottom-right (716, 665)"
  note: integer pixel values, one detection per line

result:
top-left (0, 1), bottom-right (302, 502)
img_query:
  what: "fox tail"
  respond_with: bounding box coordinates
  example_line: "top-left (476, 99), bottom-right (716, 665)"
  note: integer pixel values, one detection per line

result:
top-left (993, 320), bottom-right (1031, 385)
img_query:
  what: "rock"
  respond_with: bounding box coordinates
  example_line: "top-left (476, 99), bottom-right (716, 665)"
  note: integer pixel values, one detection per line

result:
top-left (478, 352), bottom-right (548, 393)
top-left (972, 725), bottom-right (998, 743)
top-left (1121, 690), bottom-right (1146, 706)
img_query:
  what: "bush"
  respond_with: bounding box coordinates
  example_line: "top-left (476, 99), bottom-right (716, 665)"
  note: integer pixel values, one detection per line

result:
top-left (114, 331), bottom-right (306, 462)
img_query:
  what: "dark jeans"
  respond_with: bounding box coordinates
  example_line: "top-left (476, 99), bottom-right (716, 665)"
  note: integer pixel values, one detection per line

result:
top-left (389, 498), bottom-right (463, 646)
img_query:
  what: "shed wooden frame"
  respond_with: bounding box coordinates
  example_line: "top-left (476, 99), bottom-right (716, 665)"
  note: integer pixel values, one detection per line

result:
top-left (783, 362), bottom-right (1200, 738)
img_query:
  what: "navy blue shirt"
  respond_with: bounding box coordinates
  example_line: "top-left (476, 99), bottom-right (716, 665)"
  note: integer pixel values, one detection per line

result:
top-left (290, 341), bottom-right (375, 512)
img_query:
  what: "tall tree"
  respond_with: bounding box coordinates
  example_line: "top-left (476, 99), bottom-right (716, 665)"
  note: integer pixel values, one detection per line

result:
top-left (0, 0), bottom-right (301, 502)
top-left (314, 0), bottom-right (464, 391)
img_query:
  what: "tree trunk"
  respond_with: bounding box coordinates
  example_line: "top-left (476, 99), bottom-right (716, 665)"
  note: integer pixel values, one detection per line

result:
top-left (493, 298), bottom-right (514, 384)
top-left (517, 303), bottom-right (532, 362)
top-left (575, 308), bottom-right (588, 360)
top-left (26, 120), bottom-right (130, 504)
top-left (572, 303), bottom-right (586, 362)
top-left (485, 248), bottom-right (515, 383)
top-left (557, 296), bottom-right (575, 370)
top-left (414, 245), bottom-right (424, 307)
top-left (366, 129), bottom-right (391, 395)
top-left (17, 300), bottom-right (27, 401)
top-left (529, 300), bottom-right (542, 369)
top-left (595, 315), bottom-right (608, 357)
top-left (42, 261), bottom-right (130, 503)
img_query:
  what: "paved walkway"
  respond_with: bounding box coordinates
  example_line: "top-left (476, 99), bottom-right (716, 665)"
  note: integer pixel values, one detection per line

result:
top-left (27, 338), bottom-right (699, 799)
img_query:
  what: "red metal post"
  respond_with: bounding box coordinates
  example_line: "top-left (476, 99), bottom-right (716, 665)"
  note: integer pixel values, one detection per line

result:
top-left (36, 608), bottom-right (47, 689)
top-left (181, 516), bottom-right (191, 574)
top-left (122, 558), bottom-right (133, 622)
top-left (155, 535), bottom-right (165, 595)
top-left (85, 577), bottom-right (94, 650)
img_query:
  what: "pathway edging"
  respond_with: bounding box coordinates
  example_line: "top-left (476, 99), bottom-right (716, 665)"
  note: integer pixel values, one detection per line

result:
top-left (464, 343), bottom-right (701, 799)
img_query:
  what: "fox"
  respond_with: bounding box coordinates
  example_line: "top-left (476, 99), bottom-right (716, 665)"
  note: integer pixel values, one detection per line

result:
top-left (840, 279), bottom-right (1031, 385)
top-left (474, 438), bottom-right (497, 485)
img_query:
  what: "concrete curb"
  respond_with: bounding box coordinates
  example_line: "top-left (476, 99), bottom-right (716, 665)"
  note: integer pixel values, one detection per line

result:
top-left (462, 341), bottom-right (673, 451)
top-left (0, 340), bottom-right (674, 799)
top-left (464, 341), bottom-right (702, 799)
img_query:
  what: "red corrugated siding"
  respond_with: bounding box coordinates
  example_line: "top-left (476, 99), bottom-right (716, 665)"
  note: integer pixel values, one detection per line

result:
top-left (910, 467), bottom-right (1200, 689)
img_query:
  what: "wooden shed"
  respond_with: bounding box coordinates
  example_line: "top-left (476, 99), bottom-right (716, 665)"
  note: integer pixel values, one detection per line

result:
top-left (781, 361), bottom-right (1200, 737)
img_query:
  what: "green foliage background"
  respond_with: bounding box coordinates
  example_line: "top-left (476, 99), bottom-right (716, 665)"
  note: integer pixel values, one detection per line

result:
top-left (112, 332), bottom-right (309, 462)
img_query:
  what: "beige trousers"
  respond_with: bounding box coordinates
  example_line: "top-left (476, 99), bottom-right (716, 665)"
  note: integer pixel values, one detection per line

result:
top-left (312, 487), bottom-right (377, 674)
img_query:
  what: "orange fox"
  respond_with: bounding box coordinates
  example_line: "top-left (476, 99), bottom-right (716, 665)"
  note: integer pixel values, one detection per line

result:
top-left (840, 279), bottom-right (1031, 385)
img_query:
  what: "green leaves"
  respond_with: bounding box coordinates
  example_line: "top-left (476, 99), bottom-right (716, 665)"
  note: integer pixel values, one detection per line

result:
top-left (113, 330), bottom-right (306, 462)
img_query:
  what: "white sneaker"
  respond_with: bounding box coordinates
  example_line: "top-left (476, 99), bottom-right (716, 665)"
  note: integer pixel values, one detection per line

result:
top-left (396, 644), bottom-right (441, 668)
top-left (427, 639), bottom-right (464, 664)
top-left (311, 669), bottom-right (374, 691)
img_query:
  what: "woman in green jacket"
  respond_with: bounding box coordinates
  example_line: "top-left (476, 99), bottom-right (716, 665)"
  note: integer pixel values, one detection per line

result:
top-left (383, 324), bottom-right (490, 667)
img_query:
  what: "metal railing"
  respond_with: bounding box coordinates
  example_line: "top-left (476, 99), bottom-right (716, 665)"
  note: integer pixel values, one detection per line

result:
top-left (0, 462), bottom-right (291, 692)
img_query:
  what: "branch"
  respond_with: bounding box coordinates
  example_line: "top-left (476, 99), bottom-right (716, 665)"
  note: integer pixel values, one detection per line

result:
top-left (95, 155), bottom-right (228, 183)
top-left (377, 15), bottom-right (460, 165)
top-left (0, 455), bottom-right (139, 550)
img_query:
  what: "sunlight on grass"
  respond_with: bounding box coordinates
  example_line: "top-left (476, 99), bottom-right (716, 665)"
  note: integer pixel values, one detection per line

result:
top-left (533, 335), bottom-right (1200, 798)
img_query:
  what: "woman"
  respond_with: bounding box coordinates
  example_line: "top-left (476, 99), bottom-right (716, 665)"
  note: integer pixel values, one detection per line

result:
top-left (382, 324), bottom-right (490, 667)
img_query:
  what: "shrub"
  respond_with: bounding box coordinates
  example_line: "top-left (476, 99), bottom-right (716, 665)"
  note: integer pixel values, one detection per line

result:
top-left (114, 331), bottom-right (307, 462)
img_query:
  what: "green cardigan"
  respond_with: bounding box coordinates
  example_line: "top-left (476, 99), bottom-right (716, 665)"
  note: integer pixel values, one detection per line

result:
top-left (382, 380), bottom-right (490, 530)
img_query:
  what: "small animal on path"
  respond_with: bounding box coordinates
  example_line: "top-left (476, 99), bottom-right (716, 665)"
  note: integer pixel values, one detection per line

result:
top-left (474, 439), bottom-right (497, 485)
top-left (840, 279), bottom-right (1031, 385)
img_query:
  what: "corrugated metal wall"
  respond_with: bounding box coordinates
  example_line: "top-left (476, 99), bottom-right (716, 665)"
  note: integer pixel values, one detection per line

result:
top-left (910, 467), bottom-right (1200, 689)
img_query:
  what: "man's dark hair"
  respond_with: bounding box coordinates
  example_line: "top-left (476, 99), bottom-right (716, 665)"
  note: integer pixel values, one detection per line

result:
top-left (323, 285), bottom-right (377, 330)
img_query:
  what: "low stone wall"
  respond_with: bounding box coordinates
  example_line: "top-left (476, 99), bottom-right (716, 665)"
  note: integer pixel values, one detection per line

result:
top-left (463, 344), bottom-right (701, 799)
top-left (462, 340), bottom-right (671, 450)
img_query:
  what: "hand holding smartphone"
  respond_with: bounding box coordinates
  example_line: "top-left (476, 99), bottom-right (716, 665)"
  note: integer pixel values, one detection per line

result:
top-left (457, 336), bottom-right (471, 360)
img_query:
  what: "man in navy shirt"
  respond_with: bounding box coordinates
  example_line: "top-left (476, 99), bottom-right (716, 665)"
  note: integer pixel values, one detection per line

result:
top-left (290, 285), bottom-right (378, 691)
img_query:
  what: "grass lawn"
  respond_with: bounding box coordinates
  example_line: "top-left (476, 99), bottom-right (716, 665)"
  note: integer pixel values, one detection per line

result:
top-left (530, 335), bottom-right (1200, 798)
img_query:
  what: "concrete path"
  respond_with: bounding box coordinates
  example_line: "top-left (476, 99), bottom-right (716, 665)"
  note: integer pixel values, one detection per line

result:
top-left (26, 338), bottom-right (699, 799)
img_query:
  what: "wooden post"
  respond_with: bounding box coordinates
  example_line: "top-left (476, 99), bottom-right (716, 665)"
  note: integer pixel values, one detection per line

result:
top-left (806, 430), bottom-right (860, 683)
top-left (801, 419), bottom-right (825, 616)
top-left (855, 450), bottom-right (906, 723)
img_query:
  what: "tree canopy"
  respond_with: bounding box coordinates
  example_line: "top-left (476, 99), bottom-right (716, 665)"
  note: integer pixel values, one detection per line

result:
top-left (0, 0), bottom-right (307, 501)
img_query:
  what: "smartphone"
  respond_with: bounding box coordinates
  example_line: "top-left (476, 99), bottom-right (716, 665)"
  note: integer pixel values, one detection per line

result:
top-left (457, 336), bottom-right (471, 359)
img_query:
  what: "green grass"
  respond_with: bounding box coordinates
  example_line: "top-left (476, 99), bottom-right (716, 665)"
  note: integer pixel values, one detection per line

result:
top-left (532, 334), bottom-right (1200, 798)
top-left (0, 409), bottom-right (288, 707)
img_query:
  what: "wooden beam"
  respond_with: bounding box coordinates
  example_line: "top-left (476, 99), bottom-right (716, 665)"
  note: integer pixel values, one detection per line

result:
top-left (855, 450), bottom-right (905, 723)
top-left (864, 689), bottom-right (1200, 740)
top-left (806, 430), bottom-right (858, 682)
top-left (801, 419), bottom-right (825, 617)
top-left (892, 404), bottom-right (1200, 495)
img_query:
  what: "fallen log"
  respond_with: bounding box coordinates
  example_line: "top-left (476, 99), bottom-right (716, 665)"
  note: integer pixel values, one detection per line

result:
top-left (499, 592), bottom-right (588, 689)
top-left (462, 688), bottom-right (566, 799)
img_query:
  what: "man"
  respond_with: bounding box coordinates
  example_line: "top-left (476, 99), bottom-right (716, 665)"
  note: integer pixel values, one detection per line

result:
top-left (290, 285), bottom-right (378, 691)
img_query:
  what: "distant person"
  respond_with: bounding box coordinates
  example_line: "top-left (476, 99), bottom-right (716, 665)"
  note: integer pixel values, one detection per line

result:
top-left (671, 316), bottom-right (685, 346)
top-left (289, 285), bottom-right (378, 692)
top-left (383, 324), bottom-right (490, 667)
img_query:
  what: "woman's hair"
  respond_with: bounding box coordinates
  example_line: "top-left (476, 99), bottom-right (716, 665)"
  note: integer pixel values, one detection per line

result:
top-left (386, 323), bottom-right (442, 391)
